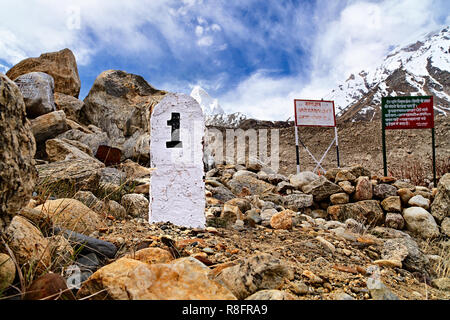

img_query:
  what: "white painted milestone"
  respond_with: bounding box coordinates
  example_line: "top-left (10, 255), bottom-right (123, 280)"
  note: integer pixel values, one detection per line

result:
top-left (149, 93), bottom-right (206, 228)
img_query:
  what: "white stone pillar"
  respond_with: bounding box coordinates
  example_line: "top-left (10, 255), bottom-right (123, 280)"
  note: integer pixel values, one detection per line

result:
top-left (149, 93), bottom-right (205, 228)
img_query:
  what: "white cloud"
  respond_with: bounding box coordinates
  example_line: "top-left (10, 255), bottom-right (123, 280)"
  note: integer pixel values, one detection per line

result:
top-left (197, 36), bottom-right (213, 47)
top-left (218, 0), bottom-right (449, 120)
top-left (219, 71), bottom-right (304, 121)
top-left (0, 0), bottom-right (191, 66)
top-left (309, 0), bottom-right (446, 91)
top-left (195, 25), bottom-right (204, 37)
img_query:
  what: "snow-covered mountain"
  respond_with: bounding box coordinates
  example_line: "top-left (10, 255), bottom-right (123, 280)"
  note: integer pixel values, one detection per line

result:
top-left (190, 85), bottom-right (225, 115)
top-left (326, 26), bottom-right (450, 122)
top-left (190, 85), bottom-right (247, 127)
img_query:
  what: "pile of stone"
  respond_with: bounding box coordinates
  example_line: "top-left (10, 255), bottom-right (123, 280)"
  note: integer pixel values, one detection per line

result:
top-left (205, 163), bottom-right (450, 240)
top-left (2, 49), bottom-right (165, 190)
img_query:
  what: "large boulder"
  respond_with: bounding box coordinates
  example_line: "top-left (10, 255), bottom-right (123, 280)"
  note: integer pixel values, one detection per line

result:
top-left (80, 70), bottom-right (167, 161)
top-left (302, 176), bottom-right (343, 202)
top-left (327, 200), bottom-right (384, 226)
top-left (6, 48), bottom-right (81, 97)
top-left (121, 194), bottom-right (149, 218)
top-left (0, 253), bottom-right (15, 291)
top-left (76, 257), bottom-right (236, 300)
top-left (4, 216), bottom-right (51, 273)
top-left (14, 72), bottom-right (56, 118)
top-left (431, 173), bottom-right (450, 223)
top-left (215, 253), bottom-right (292, 299)
top-left (373, 184), bottom-right (397, 199)
top-left (375, 231), bottom-right (430, 274)
top-left (34, 199), bottom-right (106, 235)
top-left (54, 92), bottom-right (84, 121)
top-left (353, 176), bottom-right (373, 201)
top-left (441, 217), bottom-right (450, 237)
top-left (0, 74), bottom-right (37, 231)
top-left (403, 207), bottom-right (440, 239)
top-left (282, 193), bottom-right (313, 211)
top-left (226, 175), bottom-right (275, 196)
top-left (45, 138), bottom-right (101, 163)
top-left (36, 159), bottom-right (104, 186)
top-left (289, 171), bottom-right (319, 189)
top-left (30, 110), bottom-right (68, 144)
top-left (56, 125), bottom-right (110, 156)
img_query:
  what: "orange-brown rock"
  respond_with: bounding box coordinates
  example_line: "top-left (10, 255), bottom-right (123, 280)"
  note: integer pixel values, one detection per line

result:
top-left (76, 257), bottom-right (236, 300)
top-left (126, 248), bottom-right (173, 265)
top-left (6, 48), bottom-right (81, 97)
top-left (5, 216), bottom-right (51, 273)
top-left (270, 210), bottom-right (294, 230)
top-left (0, 74), bottom-right (37, 231)
top-left (34, 198), bottom-right (106, 235)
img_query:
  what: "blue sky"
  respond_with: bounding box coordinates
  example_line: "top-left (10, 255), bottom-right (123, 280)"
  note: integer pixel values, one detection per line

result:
top-left (0, 0), bottom-right (449, 120)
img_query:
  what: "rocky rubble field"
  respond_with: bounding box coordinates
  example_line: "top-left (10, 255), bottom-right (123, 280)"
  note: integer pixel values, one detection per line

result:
top-left (0, 49), bottom-right (449, 300)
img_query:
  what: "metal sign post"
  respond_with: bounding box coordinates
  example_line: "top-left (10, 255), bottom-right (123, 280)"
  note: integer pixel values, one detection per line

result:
top-left (295, 126), bottom-right (300, 173)
top-left (294, 99), bottom-right (340, 174)
top-left (381, 95), bottom-right (436, 187)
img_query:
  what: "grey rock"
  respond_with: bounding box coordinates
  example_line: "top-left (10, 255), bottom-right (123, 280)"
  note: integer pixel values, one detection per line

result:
top-left (55, 227), bottom-right (117, 259)
top-left (328, 200), bottom-right (384, 226)
top-left (80, 70), bottom-right (165, 160)
top-left (373, 184), bottom-right (398, 199)
top-left (233, 170), bottom-right (257, 179)
top-left (282, 193), bottom-right (313, 211)
top-left (431, 278), bottom-right (450, 291)
top-left (431, 173), bottom-right (450, 223)
top-left (76, 253), bottom-right (101, 271)
top-left (14, 72), bottom-right (56, 118)
top-left (207, 181), bottom-right (236, 203)
top-left (276, 181), bottom-right (296, 194)
top-left (408, 195), bottom-right (430, 210)
top-left (332, 292), bottom-right (355, 300)
top-left (227, 175), bottom-right (275, 196)
top-left (215, 253), bottom-right (292, 300)
top-left (30, 110), bottom-right (68, 144)
top-left (290, 171), bottom-right (319, 189)
top-left (57, 126), bottom-right (110, 156)
top-left (366, 277), bottom-right (399, 300)
top-left (121, 193), bottom-right (149, 218)
top-left (441, 217), bottom-right (450, 237)
top-left (302, 176), bottom-right (343, 201)
top-left (385, 213), bottom-right (405, 230)
top-left (245, 290), bottom-right (296, 300)
top-left (403, 207), bottom-right (440, 239)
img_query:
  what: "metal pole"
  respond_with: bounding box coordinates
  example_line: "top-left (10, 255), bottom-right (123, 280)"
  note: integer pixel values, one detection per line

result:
top-left (334, 126), bottom-right (340, 168)
top-left (432, 127), bottom-right (437, 188)
top-left (295, 126), bottom-right (300, 173)
top-left (382, 117), bottom-right (388, 177)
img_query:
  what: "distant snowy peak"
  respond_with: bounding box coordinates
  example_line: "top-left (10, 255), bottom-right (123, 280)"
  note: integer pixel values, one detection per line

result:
top-left (190, 85), bottom-right (224, 115)
top-left (327, 26), bottom-right (450, 122)
top-left (205, 112), bottom-right (247, 128)
top-left (190, 85), bottom-right (247, 127)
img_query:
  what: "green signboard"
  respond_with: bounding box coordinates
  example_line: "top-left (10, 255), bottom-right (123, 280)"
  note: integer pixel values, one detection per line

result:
top-left (381, 96), bottom-right (436, 187)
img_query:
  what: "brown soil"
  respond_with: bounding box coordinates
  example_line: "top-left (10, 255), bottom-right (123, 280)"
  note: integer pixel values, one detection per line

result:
top-left (277, 115), bottom-right (450, 179)
top-left (98, 218), bottom-right (450, 300)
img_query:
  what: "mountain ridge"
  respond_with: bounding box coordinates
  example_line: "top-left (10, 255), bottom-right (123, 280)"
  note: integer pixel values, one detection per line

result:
top-left (327, 26), bottom-right (450, 122)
